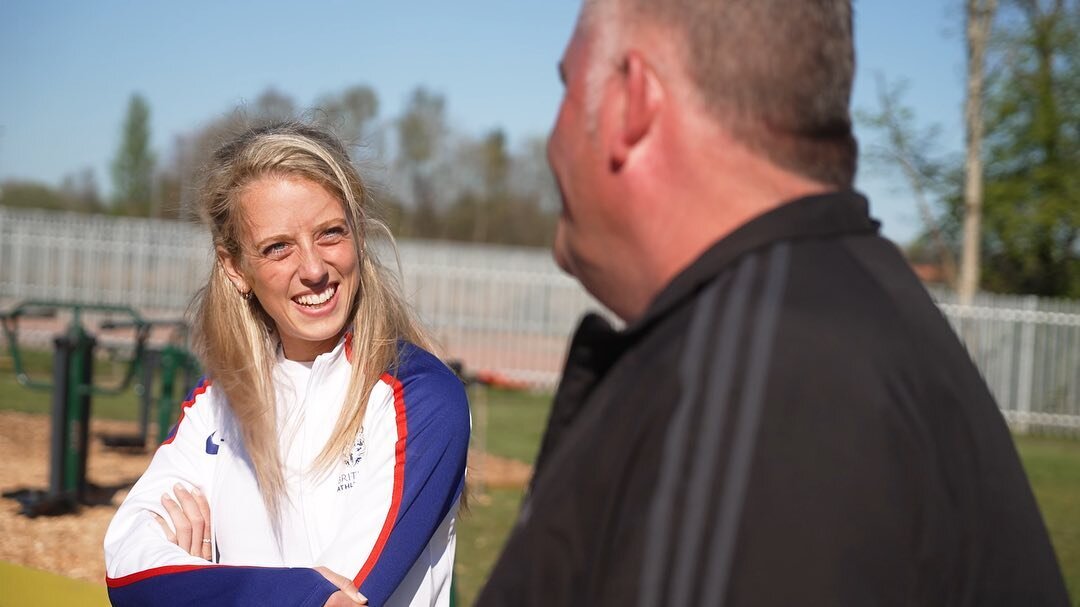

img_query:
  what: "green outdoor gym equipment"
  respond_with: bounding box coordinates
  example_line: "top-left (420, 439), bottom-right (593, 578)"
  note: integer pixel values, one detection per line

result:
top-left (0, 301), bottom-right (148, 516)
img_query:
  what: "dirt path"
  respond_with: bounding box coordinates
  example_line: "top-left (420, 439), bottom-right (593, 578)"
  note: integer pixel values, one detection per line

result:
top-left (0, 411), bottom-right (530, 585)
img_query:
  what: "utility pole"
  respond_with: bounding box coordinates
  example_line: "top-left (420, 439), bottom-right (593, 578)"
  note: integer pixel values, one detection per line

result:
top-left (958, 0), bottom-right (998, 305)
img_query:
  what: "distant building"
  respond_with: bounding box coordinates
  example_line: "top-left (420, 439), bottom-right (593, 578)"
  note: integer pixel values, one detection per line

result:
top-left (910, 262), bottom-right (949, 287)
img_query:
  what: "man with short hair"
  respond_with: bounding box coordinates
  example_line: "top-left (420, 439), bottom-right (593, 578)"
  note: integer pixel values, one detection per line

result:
top-left (476, 0), bottom-right (1069, 605)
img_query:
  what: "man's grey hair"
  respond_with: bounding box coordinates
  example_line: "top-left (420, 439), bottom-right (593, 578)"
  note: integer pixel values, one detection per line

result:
top-left (582, 0), bottom-right (857, 187)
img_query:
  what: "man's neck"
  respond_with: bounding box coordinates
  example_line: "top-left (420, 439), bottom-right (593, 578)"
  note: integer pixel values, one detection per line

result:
top-left (619, 150), bottom-right (831, 324)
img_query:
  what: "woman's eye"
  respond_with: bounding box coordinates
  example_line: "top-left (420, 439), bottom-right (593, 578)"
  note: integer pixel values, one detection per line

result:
top-left (320, 227), bottom-right (347, 242)
top-left (262, 242), bottom-right (289, 258)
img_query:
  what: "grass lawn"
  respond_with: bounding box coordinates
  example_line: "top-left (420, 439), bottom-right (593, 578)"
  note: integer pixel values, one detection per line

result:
top-left (2, 350), bottom-right (1077, 605)
top-left (470, 386), bottom-right (552, 464)
top-left (1015, 435), bottom-right (1080, 603)
top-left (455, 488), bottom-right (526, 605)
top-left (0, 348), bottom-right (150, 422)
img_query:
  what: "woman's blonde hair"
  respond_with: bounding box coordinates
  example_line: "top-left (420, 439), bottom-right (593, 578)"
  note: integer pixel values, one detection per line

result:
top-left (191, 121), bottom-right (431, 525)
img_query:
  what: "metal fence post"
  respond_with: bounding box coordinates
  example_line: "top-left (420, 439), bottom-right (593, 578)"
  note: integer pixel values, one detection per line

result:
top-left (1014, 296), bottom-right (1038, 432)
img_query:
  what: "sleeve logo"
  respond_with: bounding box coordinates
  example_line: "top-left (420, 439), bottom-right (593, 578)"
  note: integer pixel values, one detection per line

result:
top-left (205, 431), bottom-right (225, 455)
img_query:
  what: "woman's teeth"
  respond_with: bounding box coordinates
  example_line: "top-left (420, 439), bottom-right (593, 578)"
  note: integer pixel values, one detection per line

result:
top-left (294, 285), bottom-right (336, 306)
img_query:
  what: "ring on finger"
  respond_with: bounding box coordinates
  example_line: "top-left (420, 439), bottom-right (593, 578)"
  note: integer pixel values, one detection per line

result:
top-left (202, 538), bottom-right (212, 544)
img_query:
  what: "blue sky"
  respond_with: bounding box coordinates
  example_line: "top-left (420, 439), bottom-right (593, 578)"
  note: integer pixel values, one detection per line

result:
top-left (0, 0), bottom-right (965, 244)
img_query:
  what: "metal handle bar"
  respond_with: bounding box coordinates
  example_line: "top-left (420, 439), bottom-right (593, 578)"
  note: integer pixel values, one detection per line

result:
top-left (0, 300), bottom-right (148, 393)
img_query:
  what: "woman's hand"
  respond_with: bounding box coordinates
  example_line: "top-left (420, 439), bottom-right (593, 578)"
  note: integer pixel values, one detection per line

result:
top-left (315, 567), bottom-right (367, 605)
top-left (149, 485), bottom-right (365, 605)
top-left (151, 483), bottom-right (213, 561)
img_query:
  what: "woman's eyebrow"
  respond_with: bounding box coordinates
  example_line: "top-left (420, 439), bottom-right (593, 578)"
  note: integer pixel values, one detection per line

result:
top-left (314, 217), bottom-right (348, 230)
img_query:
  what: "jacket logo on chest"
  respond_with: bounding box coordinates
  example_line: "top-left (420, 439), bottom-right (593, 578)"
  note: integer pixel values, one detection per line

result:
top-left (342, 427), bottom-right (366, 468)
top-left (337, 428), bottom-right (365, 493)
top-left (337, 470), bottom-right (359, 493)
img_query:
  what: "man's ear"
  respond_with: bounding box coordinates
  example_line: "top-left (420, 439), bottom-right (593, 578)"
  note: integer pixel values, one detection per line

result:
top-left (217, 246), bottom-right (250, 295)
top-left (611, 50), bottom-right (662, 170)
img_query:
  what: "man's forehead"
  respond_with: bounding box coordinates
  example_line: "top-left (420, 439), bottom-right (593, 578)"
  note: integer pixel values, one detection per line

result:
top-left (562, 20), bottom-right (594, 72)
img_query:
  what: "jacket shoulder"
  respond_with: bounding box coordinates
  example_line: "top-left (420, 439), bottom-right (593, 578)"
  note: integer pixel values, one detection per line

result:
top-left (383, 343), bottom-right (469, 428)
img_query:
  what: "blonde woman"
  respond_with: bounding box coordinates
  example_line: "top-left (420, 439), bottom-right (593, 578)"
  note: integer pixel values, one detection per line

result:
top-left (104, 122), bottom-right (470, 607)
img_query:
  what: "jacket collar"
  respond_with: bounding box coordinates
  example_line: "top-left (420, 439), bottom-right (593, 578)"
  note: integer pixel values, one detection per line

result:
top-left (274, 329), bottom-right (353, 367)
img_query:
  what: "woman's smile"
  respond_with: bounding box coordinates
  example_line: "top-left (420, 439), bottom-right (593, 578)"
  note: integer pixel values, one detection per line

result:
top-left (293, 283), bottom-right (338, 309)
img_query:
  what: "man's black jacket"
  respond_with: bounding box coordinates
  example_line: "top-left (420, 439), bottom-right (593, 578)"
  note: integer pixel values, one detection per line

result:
top-left (476, 190), bottom-right (1068, 606)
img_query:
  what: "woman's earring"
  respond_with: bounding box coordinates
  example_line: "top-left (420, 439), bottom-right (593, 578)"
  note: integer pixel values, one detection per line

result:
top-left (240, 290), bottom-right (253, 301)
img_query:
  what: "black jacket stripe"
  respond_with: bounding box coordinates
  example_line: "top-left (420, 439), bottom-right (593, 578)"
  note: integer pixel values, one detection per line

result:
top-left (637, 278), bottom-right (724, 607)
top-left (639, 253), bottom-right (758, 607)
top-left (668, 254), bottom-right (762, 606)
top-left (701, 242), bottom-right (791, 605)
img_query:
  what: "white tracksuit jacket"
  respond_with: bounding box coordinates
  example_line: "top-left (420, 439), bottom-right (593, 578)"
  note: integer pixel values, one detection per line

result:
top-left (104, 338), bottom-right (470, 607)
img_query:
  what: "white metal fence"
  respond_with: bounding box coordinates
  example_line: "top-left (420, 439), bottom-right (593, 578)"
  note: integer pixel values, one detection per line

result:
top-left (935, 291), bottom-right (1080, 433)
top-left (0, 206), bottom-right (597, 388)
top-left (2, 205), bottom-right (1079, 433)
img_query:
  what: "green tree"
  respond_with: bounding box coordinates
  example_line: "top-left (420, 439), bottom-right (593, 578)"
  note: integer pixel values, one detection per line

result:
top-left (317, 84), bottom-right (379, 154)
top-left (111, 93), bottom-right (157, 216)
top-left (877, 1), bottom-right (1080, 297)
top-left (397, 87), bottom-right (447, 239)
top-left (474, 129), bottom-right (510, 242)
top-left (0, 180), bottom-right (74, 211)
top-left (977, 0), bottom-right (1080, 296)
top-left (252, 87), bottom-right (297, 123)
top-left (1, 171), bottom-right (101, 214)
top-left (60, 167), bottom-right (104, 213)
top-left (439, 129), bottom-right (558, 246)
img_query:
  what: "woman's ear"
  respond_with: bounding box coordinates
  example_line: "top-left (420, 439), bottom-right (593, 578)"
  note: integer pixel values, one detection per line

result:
top-left (217, 246), bottom-right (251, 295)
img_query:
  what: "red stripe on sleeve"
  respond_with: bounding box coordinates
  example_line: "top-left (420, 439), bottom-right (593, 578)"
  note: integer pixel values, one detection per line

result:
top-left (352, 373), bottom-right (409, 588)
top-left (160, 379), bottom-right (211, 446)
top-left (106, 564), bottom-right (225, 587)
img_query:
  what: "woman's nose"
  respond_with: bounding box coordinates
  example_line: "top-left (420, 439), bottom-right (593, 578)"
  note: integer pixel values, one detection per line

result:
top-left (297, 245), bottom-right (329, 286)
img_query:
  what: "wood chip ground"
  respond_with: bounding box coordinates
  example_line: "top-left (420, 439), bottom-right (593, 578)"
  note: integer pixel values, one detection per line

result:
top-left (0, 410), bottom-right (530, 585)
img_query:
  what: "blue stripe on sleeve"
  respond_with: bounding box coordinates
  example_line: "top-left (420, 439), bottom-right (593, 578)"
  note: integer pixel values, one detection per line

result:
top-left (359, 342), bottom-right (470, 605)
top-left (107, 566), bottom-right (338, 607)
